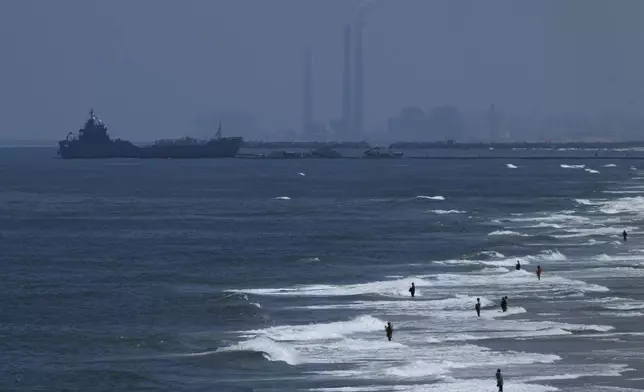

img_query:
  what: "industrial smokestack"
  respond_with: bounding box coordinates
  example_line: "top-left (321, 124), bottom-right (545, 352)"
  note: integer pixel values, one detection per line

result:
top-left (352, 19), bottom-right (364, 137)
top-left (341, 24), bottom-right (352, 136)
top-left (302, 47), bottom-right (313, 136)
top-left (351, 1), bottom-right (377, 138)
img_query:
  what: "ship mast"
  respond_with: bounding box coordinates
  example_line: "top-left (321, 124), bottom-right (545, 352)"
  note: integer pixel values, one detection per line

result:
top-left (216, 121), bottom-right (222, 139)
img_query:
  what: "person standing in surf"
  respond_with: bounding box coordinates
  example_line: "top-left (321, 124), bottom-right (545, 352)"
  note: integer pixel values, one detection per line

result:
top-left (500, 296), bottom-right (508, 312)
top-left (496, 368), bottom-right (504, 392)
top-left (537, 265), bottom-right (542, 280)
top-left (385, 322), bottom-right (393, 341)
top-left (623, 230), bottom-right (628, 242)
top-left (515, 260), bottom-right (521, 270)
top-left (475, 297), bottom-right (481, 317)
top-left (409, 282), bottom-right (415, 298)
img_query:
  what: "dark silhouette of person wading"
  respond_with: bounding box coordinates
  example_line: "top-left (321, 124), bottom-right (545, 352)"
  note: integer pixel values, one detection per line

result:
top-left (500, 296), bottom-right (508, 312)
top-left (385, 322), bottom-right (393, 341)
top-left (496, 368), bottom-right (504, 392)
top-left (409, 282), bottom-right (415, 298)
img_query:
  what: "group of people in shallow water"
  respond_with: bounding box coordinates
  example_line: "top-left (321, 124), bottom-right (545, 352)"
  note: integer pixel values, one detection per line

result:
top-left (383, 261), bottom-right (545, 390)
top-left (382, 230), bottom-right (629, 390)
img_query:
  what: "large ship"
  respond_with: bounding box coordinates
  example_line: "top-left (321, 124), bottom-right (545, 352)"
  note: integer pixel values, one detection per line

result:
top-left (362, 146), bottom-right (403, 158)
top-left (58, 110), bottom-right (243, 159)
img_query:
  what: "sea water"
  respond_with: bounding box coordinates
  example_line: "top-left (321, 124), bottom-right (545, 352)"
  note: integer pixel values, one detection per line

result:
top-left (1, 149), bottom-right (644, 391)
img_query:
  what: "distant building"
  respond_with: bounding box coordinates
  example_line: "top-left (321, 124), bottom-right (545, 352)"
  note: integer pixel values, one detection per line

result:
top-left (196, 112), bottom-right (258, 140)
top-left (388, 106), bottom-right (427, 140)
top-left (388, 105), bottom-right (465, 141)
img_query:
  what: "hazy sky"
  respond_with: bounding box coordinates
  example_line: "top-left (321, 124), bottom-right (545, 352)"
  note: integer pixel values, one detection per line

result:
top-left (1, 0), bottom-right (643, 140)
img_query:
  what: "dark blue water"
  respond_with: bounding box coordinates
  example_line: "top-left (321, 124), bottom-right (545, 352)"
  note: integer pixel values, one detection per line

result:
top-left (2, 149), bottom-right (644, 392)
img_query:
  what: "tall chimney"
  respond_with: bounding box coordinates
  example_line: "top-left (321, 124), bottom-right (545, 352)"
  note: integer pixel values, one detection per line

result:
top-left (352, 19), bottom-right (364, 136)
top-left (341, 24), bottom-right (352, 137)
top-left (302, 47), bottom-right (313, 137)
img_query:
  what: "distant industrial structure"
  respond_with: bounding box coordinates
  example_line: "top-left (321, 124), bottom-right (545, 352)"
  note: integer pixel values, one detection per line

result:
top-left (301, 8), bottom-right (369, 141)
top-left (340, 24), bottom-right (352, 139)
top-left (302, 47), bottom-right (313, 136)
top-left (352, 12), bottom-right (365, 138)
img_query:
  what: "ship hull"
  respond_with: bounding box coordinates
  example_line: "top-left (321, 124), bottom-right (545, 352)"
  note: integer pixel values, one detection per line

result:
top-left (58, 138), bottom-right (243, 159)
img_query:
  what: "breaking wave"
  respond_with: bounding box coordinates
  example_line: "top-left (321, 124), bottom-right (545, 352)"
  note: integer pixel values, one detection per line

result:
top-left (429, 209), bottom-right (465, 215)
top-left (488, 230), bottom-right (530, 237)
top-left (216, 337), bottom-right (301, 365)
top-left (416, 195), bottom-right (445, 200)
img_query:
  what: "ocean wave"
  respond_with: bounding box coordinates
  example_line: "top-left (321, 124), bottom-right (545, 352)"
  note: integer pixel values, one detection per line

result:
top-left (436, 249), bottom-right (565, 268)
top-left (296, 294), bottom-right (495, 312)
top-left (428, 209), bottom-right (466, 214)
top-left (488, 230), bottom-right (530, 236)
top-left (416, 195), bottom-right (445, 200)
top-left (597, 196), bottom-right (644, 214)
top-left (231, 277), bottom-right (431, 298)
top-left (423, 269), bottom-right (608, 293)
top-left (216, 337), bottom-right (301, 365)
top-left (507, 213), bottom-right (590, 224)
top-left (554, 226), bottom-right (636, 239)
top-left (519, 221), bottom-right (564, 229)
top-left (242, 315), bottom-right (384, 342)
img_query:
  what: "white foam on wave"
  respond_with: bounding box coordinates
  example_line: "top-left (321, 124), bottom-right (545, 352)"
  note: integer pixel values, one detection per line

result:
top-left (275, 196), bottom-right (291, 200)
top-left (422, 269), bottom-right (608, 293)
top-left (416, 195), bottom-right (445, 200)
top-left (299, 257), bottom-right (321, 263)
top-left (598, 311), bottom-right (644, 317)
top-left (528, 249), bottom-right (567, 261)
top-left (562, 266), bottom-right (644, 279)
top-left (429, 210), bottom-right (466, 215)
top-left (596, 196), bottom-right (644, 215)
top-left (517, 363), bottom-right (632, 383)
top-left (596, 254), bottom-right (613, 261)
top-left (481, 266), bottom-right (510, 273)
top-left (592, 296), bottom-right (644, 311)
top-left (478, 250), bottom-right (505, 258)
top-left (507, 213), bottom-right (590, 224)
top-left (561, 164), bottom-right (586, 169)
top-left (311, 380), bottom-right (558, 392)
top-left (314, 344), bottom-right (561, 382)
top-left (554, 225), bottom-right (637, 239)
top-left (239, 257), bottom-right (602, 303)
top-left (585, 168), bottom-right (600, 174)
top-left (575, 198), bottom-right (596, 205)
top-left (242, 315), bottom-right (385, 341)
top-left (435, 250), bottom-right (565, 268)
top-left (519, 222), bottom-right (564, 229)
top-left (507, 163), bottom-right (518, 169)
top-left (216, 336), bottom-right (301, 365)
top-left (604, 164), bottom-right (617, 167)
top-left (385, 360), bottom-right (451, 378)
top-left (603, 190), bottom-right (644, 194)
top-left (488, 230), bottom-right (530, 237)
top-left (231, 277), bottom-right (432, 298)
top-left (296, 294), bottom-right (496, 312)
